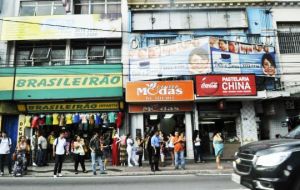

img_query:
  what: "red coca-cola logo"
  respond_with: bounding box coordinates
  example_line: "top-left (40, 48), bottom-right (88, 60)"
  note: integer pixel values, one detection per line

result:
top-left (200, 77), bottom-right (219, 95)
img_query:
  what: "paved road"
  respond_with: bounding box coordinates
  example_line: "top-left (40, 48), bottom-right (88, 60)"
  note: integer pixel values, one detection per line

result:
top-left (0, 174), bottom-right (248, 190)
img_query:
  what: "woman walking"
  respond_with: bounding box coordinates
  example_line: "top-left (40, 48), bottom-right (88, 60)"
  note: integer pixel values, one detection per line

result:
top-left (213, 132), bottom-right (224, 170)
top-left (136, 136), bottom-right (144, 167)
top-left (73, 135), bottom-right (87, 174)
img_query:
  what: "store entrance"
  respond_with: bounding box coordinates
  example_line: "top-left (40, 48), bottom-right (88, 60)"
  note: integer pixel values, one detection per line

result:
top-left (198, 111), bottom-right (239, 160)
top-left (143, 113), bottom-right (186, 161)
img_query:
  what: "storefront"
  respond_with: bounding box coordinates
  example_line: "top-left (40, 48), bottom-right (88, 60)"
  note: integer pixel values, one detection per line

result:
top-left (194, 74), bottom-right (259, 159)
top-left (0, 64), bottom-right (124, 148)
top-left (126, 80), bottom-right (195, 159)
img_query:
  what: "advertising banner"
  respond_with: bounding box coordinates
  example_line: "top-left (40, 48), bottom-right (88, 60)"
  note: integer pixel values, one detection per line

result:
top-left (129, 37), bottom-right (211, 81)
top-left (128, 37), bottom-right (279, 81)
top-left (126, 80), bottom-right (194, 102)
top-left (1, 14), bottom-right (121, 41)
top-left (0, 65), bottom-right (122, 100)
top-left (196, 74), bottom-right (257, 97)
top-left (210, 37), bottom-right (278, 77)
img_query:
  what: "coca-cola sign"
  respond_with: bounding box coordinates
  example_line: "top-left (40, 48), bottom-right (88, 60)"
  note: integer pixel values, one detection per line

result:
top-left (196, 74), bottom-right (256, 97)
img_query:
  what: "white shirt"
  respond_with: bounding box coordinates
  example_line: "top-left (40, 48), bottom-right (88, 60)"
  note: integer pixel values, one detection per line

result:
top-left (0, 138), bottom-right (11, 154)
top-left (194, 136), bottom-right (201, 146)
top-left (127, 138), bottom-right (133, 150)
top-left (54, 137), bottom-right (67, 155)
top-left (38, 136), bottom-right (48, 150)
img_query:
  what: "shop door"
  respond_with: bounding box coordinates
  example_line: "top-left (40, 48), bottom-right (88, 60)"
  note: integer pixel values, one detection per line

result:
top-left (2, 115), bottom-right (19, 153)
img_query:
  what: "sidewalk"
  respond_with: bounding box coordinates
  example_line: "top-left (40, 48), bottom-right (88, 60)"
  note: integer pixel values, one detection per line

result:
top-left (25, 160), bottom-right (234, 177)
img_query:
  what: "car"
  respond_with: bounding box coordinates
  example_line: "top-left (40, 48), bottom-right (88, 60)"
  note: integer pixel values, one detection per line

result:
top-left (232, 125), bottom-right (300, 190)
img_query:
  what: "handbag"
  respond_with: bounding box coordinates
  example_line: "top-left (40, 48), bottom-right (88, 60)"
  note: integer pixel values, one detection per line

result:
top-left (136, 147), bottom-right (143, 155)
top-left (12, 152), bottom-right (17, 161)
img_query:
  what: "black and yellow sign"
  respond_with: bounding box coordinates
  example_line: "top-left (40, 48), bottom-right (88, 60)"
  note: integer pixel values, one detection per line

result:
top-left (25, 102), bottom-right (121, 113)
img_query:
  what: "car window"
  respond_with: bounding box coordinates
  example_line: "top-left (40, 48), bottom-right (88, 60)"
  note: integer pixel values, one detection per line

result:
top-left (285, 125), bottom-right (300, 139)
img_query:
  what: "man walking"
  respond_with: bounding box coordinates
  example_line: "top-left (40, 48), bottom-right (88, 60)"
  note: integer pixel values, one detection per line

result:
top-left (151, 130), bottom-right (161, 172)
top-left (0, 132), bottom-right (12, 176)
top-left (89, 132), bottom-right (106, 175)
top-left (53, 131), bottom-right (68, 178)
top-left (172, 131), bottom-right (185, 170)
top-left (37, 132), bottom-right (48, 166)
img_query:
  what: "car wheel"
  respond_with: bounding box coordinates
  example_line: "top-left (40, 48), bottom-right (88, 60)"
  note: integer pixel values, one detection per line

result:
top-left (292, 175), bottom-right (300, 190)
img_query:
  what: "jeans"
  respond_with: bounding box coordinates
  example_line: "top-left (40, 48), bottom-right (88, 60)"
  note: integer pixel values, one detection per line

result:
top-left (174, 151), bottom-right (185, 169)
top-left (37, 149), bottom-right (47, 166)
top-left (91, 152), bottom-right (104, 173)
top-left (53, 154), bottom-right (64, 175)
top-left (0, 154), bottom-right (12, 174)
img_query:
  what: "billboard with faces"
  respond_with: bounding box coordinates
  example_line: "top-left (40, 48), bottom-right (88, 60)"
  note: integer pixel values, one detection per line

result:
top-left (128, 37), bottom-right (278, 81)
top-left (210, 37), bottom-right (278, 77)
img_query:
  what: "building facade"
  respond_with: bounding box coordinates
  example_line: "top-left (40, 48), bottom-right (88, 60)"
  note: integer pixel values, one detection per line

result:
top-left (125, 0), bottom-right (294, 159)
top-left (0, 0), bottom-right (125, 151)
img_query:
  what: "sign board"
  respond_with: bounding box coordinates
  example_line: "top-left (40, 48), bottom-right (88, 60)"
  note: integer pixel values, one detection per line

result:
top-left (1, 15), bottom-right (121, 41)
top-left (196, 74), bottom-right (257, 97)
top-left (126, 80), bottom-right (194, 102)
top-left (0, 65), bottom-right (122, 100)
top-left (128, 103), bottom-right (193, 113)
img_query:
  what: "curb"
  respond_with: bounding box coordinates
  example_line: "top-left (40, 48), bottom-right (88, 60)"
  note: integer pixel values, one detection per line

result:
top-left (22, 169), bottom-right (233, 178)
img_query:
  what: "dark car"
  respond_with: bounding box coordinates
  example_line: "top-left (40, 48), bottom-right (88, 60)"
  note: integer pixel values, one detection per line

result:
top-left (232, 125), bottom-right (300, 190)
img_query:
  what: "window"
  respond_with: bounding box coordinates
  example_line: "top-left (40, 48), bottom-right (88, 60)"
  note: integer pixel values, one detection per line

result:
top-left (15, 41), bottom-right (66, 67)
top-left (132, 10), bottom-right (247, 31)
top-left (19, 1), bottom-right (66, 16)
top-left (146, 37), bottom-right (177, 46)
top-left (277, 23), bottom-right (300, 54)
top-left (74, 0), bottom-right (121, 19)
top-left (71, 40), bottom-right (121, 64)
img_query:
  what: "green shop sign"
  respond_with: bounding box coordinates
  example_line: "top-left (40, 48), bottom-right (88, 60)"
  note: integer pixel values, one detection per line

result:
top-left (0, 65), bottom-right (123, 100)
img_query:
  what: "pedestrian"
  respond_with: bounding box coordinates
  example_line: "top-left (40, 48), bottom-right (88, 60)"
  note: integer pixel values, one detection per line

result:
top-left (53, 131), bottom-right (69, 178)
top-left (151, 130), bottom-right (161, 172)
top-left (213, 132), bottom-right (224, 170)
top-left (73, 135), bottom-right (87, 174)
top-left (145, 132), bottom-right (154, 171)
top-left (194, 133), bottom-right (204, 163)
top-left (47, 131), bottom-right (55, 161)
top-left (89, 132), bottom-right (106, 175)
top-left (172, 131), bottom-right (185, 170)
top-left (37, 132), bottom-right (48, 166)
top-left (126, 134), bottom-right (138, 167)
top-left (167, 134), bottom-right (175, 166)
top-left (31, 130), bottom-right (38, 166)
top-left (119, 134), bottom-right (127, 166)
top-left (136, 136), bottom-right (144, 167)
top-left (16, 136), bottom-right (30, 173)
top-left (0, 131), bottom-right (12, 176)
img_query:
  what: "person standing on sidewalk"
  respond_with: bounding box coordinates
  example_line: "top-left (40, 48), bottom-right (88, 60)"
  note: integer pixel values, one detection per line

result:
top-left (136, 136), bottom-right (144, 167)
top-left (213, 132), bottom-right (224, 170)
top-left (31, 131), bottom-right (38, 167)
top-left (172, 131), bottom-right (185, 170)
top-left (151, 130), bottom-right (161, 172)
top-left (47, 131), bottom-right (55, 161)
top-left (37, 132), bottom-right (48, 166)
top-left (53, 131), bottom-right (68, 178)
top-left (73, 135), bottom-right (87, 174)
top-left (126, 134), bottom-right (138, 167)
top-left (89, 132), bottom-right (106, 175)
top-left (167, 134), bottom-right (175, 166)
top-left (194, 133), bottom-right (204, 163)
top-left (0, 131), bottom-right (12, 176)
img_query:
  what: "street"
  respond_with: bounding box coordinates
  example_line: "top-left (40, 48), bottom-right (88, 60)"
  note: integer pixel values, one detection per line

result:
top-left (0, 174), bottom-right (248, 190)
